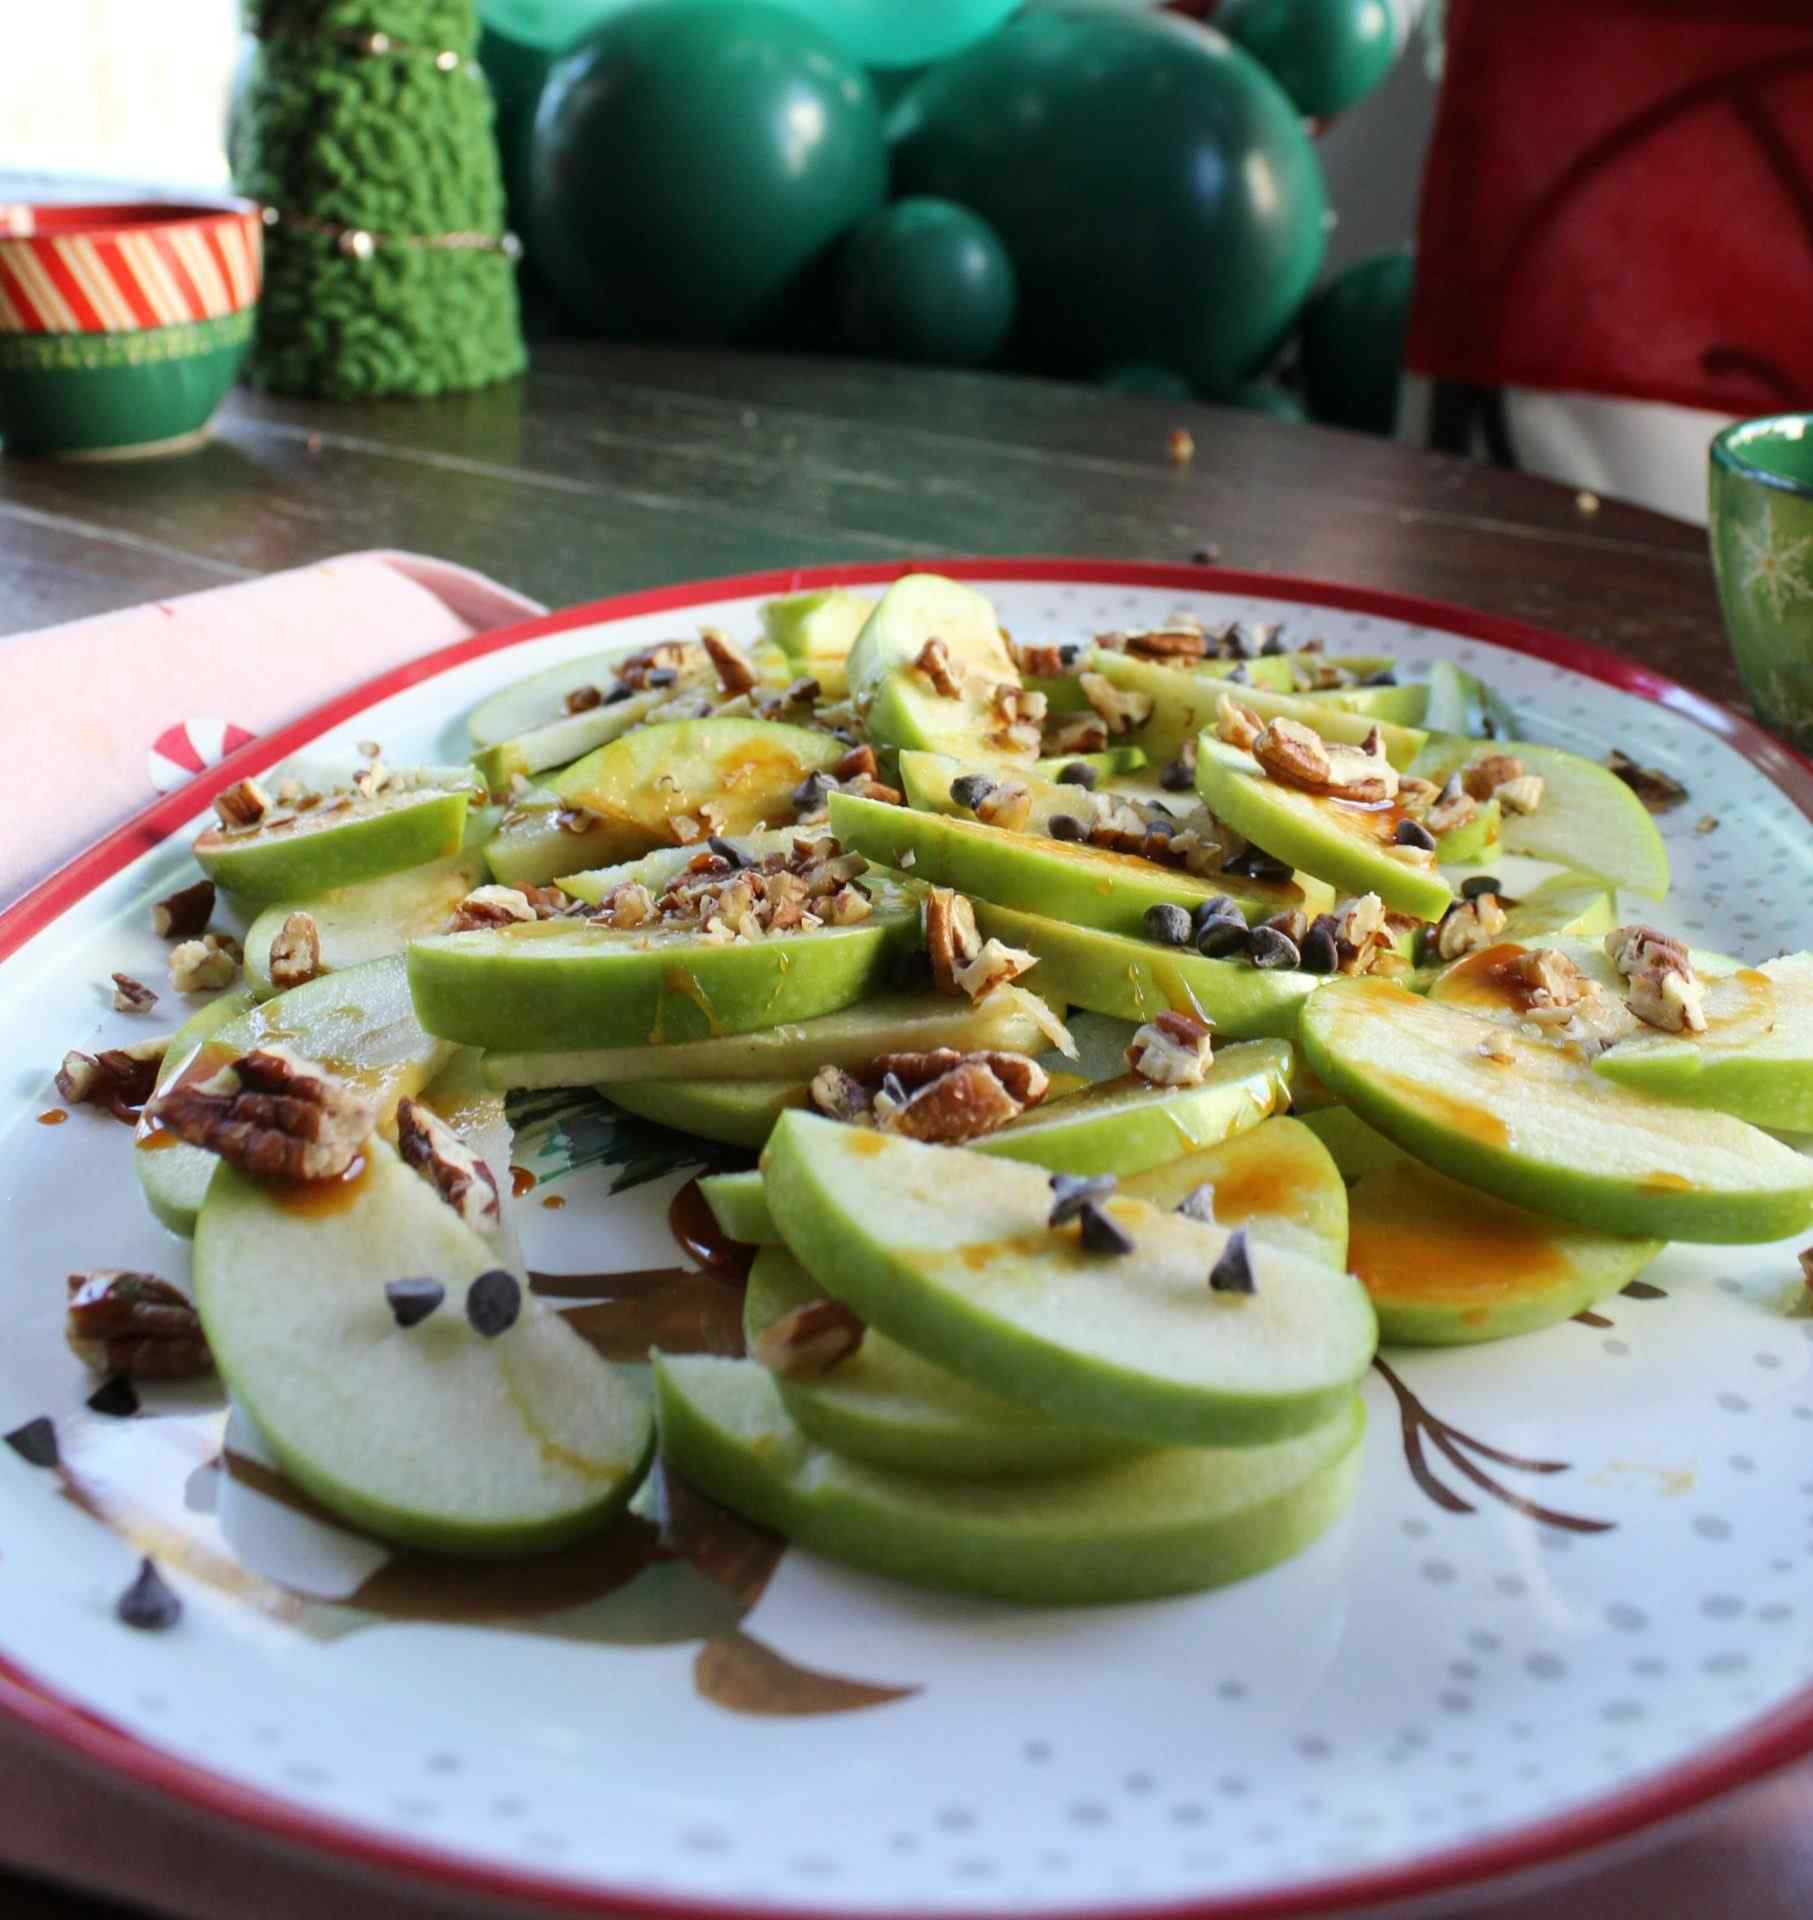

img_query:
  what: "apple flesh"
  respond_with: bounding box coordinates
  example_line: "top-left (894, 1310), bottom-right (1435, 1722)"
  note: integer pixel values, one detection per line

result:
top-left (467, 637), bottom-right (682, 748)
top-left (195, 787), bottom-right (470, 902)
top-left (1299, 977), bottom-right (1813, 1243)
top-left (760, 588), bottom-right (876, 700)
top-left (760, 1110), bottom-right (1378, 1446)
top-left (1421, 660), bottom-right (1518, 740)
top-left (556, 828), bottom-right (801, 907)
top-left (845, 574), bottom-right (1025, 760)
top-left (407, 880), bottom-right (921, 1052)
top-left (1034, 745), bottom-right (1149, 781)
top-left (196, 1140), bottom-right (653, 1554)
top-left (652, 1353), bottom-right (1365, 1605)
top-left (470, 688), bottom-right (666, 792)
top-left (606, 1077), bottom-right (807, 1148)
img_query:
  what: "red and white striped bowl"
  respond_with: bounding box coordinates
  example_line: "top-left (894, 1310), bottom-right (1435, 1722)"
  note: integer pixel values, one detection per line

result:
top-left (0, 199), bottom-right (263, 336)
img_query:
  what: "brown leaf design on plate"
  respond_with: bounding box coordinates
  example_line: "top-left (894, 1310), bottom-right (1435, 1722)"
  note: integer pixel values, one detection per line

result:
top-left (694, 1628), bottom-right (918, 1717)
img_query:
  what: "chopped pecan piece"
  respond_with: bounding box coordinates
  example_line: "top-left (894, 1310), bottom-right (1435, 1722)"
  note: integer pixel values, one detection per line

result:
top-left (451, 884), bottom-right (536, 931)
top-left (1215, 695), bottom-right (1264, 752)
top-left (150, 880), bottom-right (216, 940)
top-left (925, 887), bottom-right (981, 996)
top-left (56, 1040), bottom-right (165, 1115)
top-left (1042, 712), bottom-right (1110, 757)
top-left (1425, 772), bottom-right (1477, 836)
top-left (169, 933), bottom-right (241, 993)
top-left (988, 684), bottom-right (1046, 755)
top-left (1494, 773), bottom-right (1545, 815)
top-left (1434, 891), bottom-right (1508, 962)
top-left (1252, 718), bottom-right (1397, 804)
top-left (1606, 749), bottom-right (1688, 814)
top-left (953, 936), bottom-right (1038, 1003)
top-left (595, 881), bottom-right (655, 930)
top-left (913, 637), bottom-right (962, 699)
top-left (1476, 1030), bottom-right (1516, 1064)
top-left (809, 1065), bottom-right (871, 1123)
top-left (753, 1298), bottom-right (865, 1378)
top-left (110, 972), bottom-right (157, 1014)
top-left (213, 778), bottom-right (270, 830)
top-left (883, 1060), bottom-right (1024, 1142)
top-left (1605, 924), bottom-right (1689, 979)
top-left (1008, 639), bottom-right (1075, 677)
top-left (555, 805), bottom-right (599, 837)
top-left (1079, 671), bottom-right (1153, 736)
top-left (66, 1271), bottom-right (212, 1379)
top-left (1126, 1010), bottom-right (1215, 1086)
top-left (873, 1049), bottom-right (1049, 1107)
top-left (615, 640), bottom-right (695, 691)
top-left (1122, 623), bottom-right (1207, 662)
top-left (267, 912), bottom-right (323, 989)
top-left (150, 1045), bottom-right (377, 1182)
top-left (1628, 962), bottom-right (1707, 1034)
top-left (1800, 1245), bottom-right (1813, 1293)
top-left (396, 1097), bottom-right (500, 1233)
top-left (701, 626), bottom-right (758, 697)
top-left (975, 779), bottom-right (1034, 833)
top-left (1462, 753), bottom-right (1525, 803)
top-left (833, 743), bottom-right (878, 782)
top-left (564, 683), bottom-right (604, 714)
top-left (822, 884), bottom-right (873, 926)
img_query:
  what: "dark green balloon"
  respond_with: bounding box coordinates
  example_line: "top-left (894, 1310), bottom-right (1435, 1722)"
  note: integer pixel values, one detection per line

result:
top-left (838, 199), bottom-right (1016, 366)
top-left (1219, 0), bottom-right (1399, 119)
top-left (1099, 364), bottom-right (1196, 401)
top-left (529, 1), bottom-right (887, 343)
top-left (1300, 249), bottom-right (1413, 435)
top-left (890, 6), bottom-right (1326, 393)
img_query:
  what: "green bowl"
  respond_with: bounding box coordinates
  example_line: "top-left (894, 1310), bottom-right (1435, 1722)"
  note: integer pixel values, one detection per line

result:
top-left (1709, 413), bottom-right (1813, 750)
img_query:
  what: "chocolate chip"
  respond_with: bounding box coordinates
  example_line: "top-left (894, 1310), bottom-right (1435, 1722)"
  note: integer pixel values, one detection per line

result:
top-left (707, 835), bottom-right (752, 868)
top-left (86, 1376), bottom-right (140, 1420)
top-left (1193, 894), bottom-right (1243, 931)
top-left (603, 682), bottom-right (636, 706)
top-left (116, 1556), bottom-right (182, 1632)
top-left (1222, 624), bottom-right (1251, 661)
top-left (1159, 759), bottom-right (1196, 792)
top-left (4, 1416), bottom-right (58, 1469)
top-left (1299, 921), bottom-right (1341, 974)
top-left (1249, 925), bottom-right (1301, 970)
top-left (1209, 1228), bottom-right (1257, 1294)
top-left (1055, 761), bottom-right (1099, 789)
top-left (949, 773), bottom-right (995, 811)
top-left (1144, 903), bottom-right (1193, 947)
top-left (792, 771), bottom-right (832, 812)
top-left (1360, 669), bottom-right (1398, 687)
top-left (1223, 846), bottom-right (1293, 882)
top-left (1057, 643), bottom-right (1085, 669)
top-left (1460, 874), bottom-right (1502, 900)
top-left (1176, 1182), bottom-right (1217, 1224)
top-left (1048, 1172), bottom-right (1118, 1227)
top-left (1077, 1200), bottom-right (1135, 1257)
top-left (1197, 918), bottom-right (1251, 959)
top-left (1394, 818), bottom-right (1438, 852)
top-left (1145, 799), bottom-right (1174, 818)
top-left (645, 667), bottom-right (679, 688)
top-left (1225, 662), bottom-right (1250, 685)
top-left (1049, 814), bottom-right (1087, 842)
top-left (1142, 816), bottom-right (1176, 840)
top-left (1260, 629), bottom-right (1288, 657)
top-left (465, 1270), bottom-right (521, 1339)
top-left (387, 1278), bottom-right (446, 1329)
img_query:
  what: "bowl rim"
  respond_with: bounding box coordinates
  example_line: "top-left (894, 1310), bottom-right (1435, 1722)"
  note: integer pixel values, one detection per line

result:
top-left (1710, 411), bottom-right (1813, 502)
top-left (0, 197), bottom-right (262, 244)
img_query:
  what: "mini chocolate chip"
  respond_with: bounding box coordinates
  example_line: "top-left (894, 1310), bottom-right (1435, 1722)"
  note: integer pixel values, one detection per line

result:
top-left (603, 682), bottom-right (636, 706)
top-left (116, 1556), bottom-right (181, 1631)
top-left (466, 1270), bottom-right (522, 1339)
top-left (1223, 624), bottom-right (1251, 661)
top-left (1159, 759), bottom-right (1196, 792)
top-left (1481, 714), bottom-right (1502, 740)
top-left (387, 1278), bottom-right (446, 1329)
top-left (791, 771), bottom-right (832, 812)
top-left (879, 1070), bottom-right (908, 1107)
top-left (949, 773), bottom-right (995, 811)
top-left (1057, 643), bottom-right (1084, 668)
top-left (1224, 846), bottom-right (1293, 881)
top-left (1077, 1200), bottom-right (1136, 1256)
top-left (1191, 546), bottom-right (1218, 566)
top-left (1056, 761), bottom-right (1098, 788)
top-left (1461, 874), bottom-right (1502, 900)
top-left (1395, 818), bottom-right (1438, 852)
top-left (1142, 816), bottom-right (1177, 840)
top-left (1260, 629), bottom-right (1288, 657)
top-left (1360, 669), bottom-right (1398, 687)
top-left (1176, 1182), bottom-right (1217, 1224)
top-left (1225, 662), bottom-right (1250, 685)
top-left (1049, 814), bottom-right (1087, 842)
top-left (86, 1376), bottom-right (139, 1420)
top-left (1299, 922), bottom-right (1340, 974)
top-left (708, 835), bottom-right (752, 867)
top-left (1249, 925), bottom-right (1300, 970)
top-left (1145, 799), bottom-right (1174, 818)
top-left (1193, 894), bottom-right (1244, 931)
top-left (1048, 1172), bottom-right (1118, 1227)
top-left (1144, 903), bottom-right (1193, 947)
top-left (645, 667), bottom-right (679, 688)
top-left (4, 1416), bottom-right (58, 1469)
top-left (1209, 1228), bottom-right (1257, 1294)
top-left (1197, 918), bottom-right (1251, 959)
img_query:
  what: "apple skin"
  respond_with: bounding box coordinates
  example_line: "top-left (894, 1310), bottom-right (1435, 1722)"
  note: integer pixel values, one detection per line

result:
top-left (467, 639), bottom-right (669, 748)
top-left (196, 1140), bottom-right (654, 1556)
top-left (652, 1353), bottom-right (1365, 1605)
top-left (1299, 977), bottom-right (1813, 1244)
top-left (1592, 953), bottom-right (1813, 1132)
top-left (846, 574), bottom-right (1025, 761)
top-left (195, 787), bottom-right (470, 903)
top-left (1301, 1108), bottom-right (1662, 1345)
top-left (407, 882), bottom-right (921, 1052)
top-left (1034, 746), bottom-right (1149, 781)
top-left (1427, 796), bottom-right (1501, 867)
top-left (760, 1110), bottom-right (1378, 1447)
top-left (134, 987), bottom-right (258, 1236)
top-left (1195, 738), bottom-right (1454, 922)
top-left (831, 790), bottom-right (1333, 940)
top-left (606, 1077), bottom-right (807, 1147)
top-left (760, 588), bottom-right (875, 700)
top-left (557, 828), bottom-right (801, 907)
top-left (484, 804), bottom-right (647, 890)
top-left (1421, 659), bottom-right (1519, 740)
top-left (470, 688), bottom-right (665, 792)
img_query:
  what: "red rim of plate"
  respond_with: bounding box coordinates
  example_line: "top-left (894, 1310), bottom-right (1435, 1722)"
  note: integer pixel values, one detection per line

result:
top-left (2, 556), bottom-right (1811, 1920)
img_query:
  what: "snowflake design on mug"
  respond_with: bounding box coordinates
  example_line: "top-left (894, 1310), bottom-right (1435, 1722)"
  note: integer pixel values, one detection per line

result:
top-left (1734, 498), bottom-right (1813, 620)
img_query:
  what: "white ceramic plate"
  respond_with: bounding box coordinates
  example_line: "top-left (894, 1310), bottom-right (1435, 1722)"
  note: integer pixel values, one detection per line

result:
top-left (2, 560), bottom-right (1811, 1920)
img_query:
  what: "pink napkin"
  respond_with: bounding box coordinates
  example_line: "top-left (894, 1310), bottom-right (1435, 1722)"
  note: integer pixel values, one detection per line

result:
top-left (2, 551), bottom-right (544, 907)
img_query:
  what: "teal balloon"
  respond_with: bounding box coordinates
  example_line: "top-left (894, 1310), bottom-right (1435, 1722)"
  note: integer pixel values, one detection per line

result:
top-left (1300, 249), bottom-right (1413, 435)
top-left (1100, 364), bottom-right (1195, 401)
top-left (765, 0), bottom-right (1019, 69)
top-left (529, 2), bottom-right (886, 344)
top-left (891, 7), bottom-right (1327, 394)
top-left (838, 199), bottom-right (1015, 366)
top-left (1220, 377), bottom-right (1307, 421)
top-left (1218, 0), bottom-right (1399, 119)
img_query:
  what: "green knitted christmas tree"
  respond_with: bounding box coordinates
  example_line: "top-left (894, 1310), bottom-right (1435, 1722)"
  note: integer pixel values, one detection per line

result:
top-left (233, 0), bottom-right (525, 398)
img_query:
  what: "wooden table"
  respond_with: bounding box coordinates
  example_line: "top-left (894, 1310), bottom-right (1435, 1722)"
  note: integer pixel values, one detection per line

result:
top-left (3, 345), bottom-right (1805, 1920)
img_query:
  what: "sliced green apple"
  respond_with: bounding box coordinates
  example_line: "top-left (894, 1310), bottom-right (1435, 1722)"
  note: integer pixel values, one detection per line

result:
top-left (653, 1353), bottom-right (1365, 1604)
top-left (1034, 745), bottom-right (1149, 782)
top-left (133, 987), bottom-right (256, 1235)
top-left (408, 880), bottom-right (920, 1053)
top-left (1426, 797), bottom-right (1502, 867)
top-left (483, 802), bottom-right (640, 890)
top-left (556, 828), bottom-right (801, 907)
top-left (195, 787), bottom-right (470, 902)
top-left (470, 689), bottom-right (665, 791)
top-left (196, 1139), bottom-right (653, 1554)
top-left (1293, 682), bottom-right (1430, 727)
top-left (605, 1077), bottom-right (807, 1148)
top-left (761, 1111), bottom-right (1378, 1445)
top-left (1299, 977), bottom-right (1813, 1242)
top-left (845, 574), bottom-right (1024, 760)
top-left (466, 637), bottom-right (680, 747)
top-left (1421, 660), bottom-right (1519, 740)
top-left (761, 588), bottom-right (875, 699)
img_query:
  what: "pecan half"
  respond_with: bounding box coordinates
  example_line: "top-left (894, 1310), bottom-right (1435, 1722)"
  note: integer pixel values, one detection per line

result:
top-left (451, 884), bottom-right (537, 930)
top-left (1127, 1010), bottom-right (1214, 1086)
top-left (56, 1039), bottom-right (166, 1116)
top-left (267, 912), bottom-right (323, 989)
top-left (701, 626), bottom-right (758, 697)
top-left (149, 1045), bottom-right (376, 1182)
top-left (66, 1271), bottom-right (212, 1379)
top-left (882, 1059), bottom-right (1024, 1143)
top-left (753, 1298), bottom-right (865, 1378)
top-left (873, 1048), bottom-right (1049, 1107)
top-left (1605, 924), bottom-right (1690, 979)
top-left (396, 1096), bottom-right (500, 1233)
top-left (925, 888), bottom-right (981, 996)
top-left (1252, 718), bottom-right (1396, 804)
top-left (1123, 624), bottom-right (1208, 662)
top-left (150, 879), bottom-right (216, 940)
top-left (213, 778), bottom-right (270, 830)
top-left (110, 973), bottom-right (158, 1014)
top-left (913, 637), bottom-right (961, 700)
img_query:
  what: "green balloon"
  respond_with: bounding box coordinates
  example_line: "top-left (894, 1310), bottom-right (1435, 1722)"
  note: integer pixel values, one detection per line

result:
top-left (838, 199), bottom-right (1016, 365)
top-left (891, 7), bottom-right (1327, 394)
top-left (1219, 0), bottom-right (1399, 119)
top-left (529, 1), bottom-right (887, 343)
top-left (1300, 249), bottom-right (1413, 436)
top-left (1220, 377), bottom-right (1307, 422)
top-left (766, 0), bottom-right (1019, 70)
top-left (1099, 364), bottom-right (1195, 401)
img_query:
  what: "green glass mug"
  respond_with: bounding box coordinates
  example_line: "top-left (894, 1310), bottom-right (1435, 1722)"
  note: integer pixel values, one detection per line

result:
top-left (1709, 414), bottom-right (1813, 751)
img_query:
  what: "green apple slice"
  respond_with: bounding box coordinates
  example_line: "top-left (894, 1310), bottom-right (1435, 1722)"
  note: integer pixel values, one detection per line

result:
top-left (1299, 977), bottom-right (1813, 1242)
top-left (1293, 682), bottom-right (1430, 726)
top-left (197, 1139), bottom-right (653, 1554)
top-left (1195, 739), bottom-right (1453, 921)
top-left (1593, 954), bottom-right (1813, 1131)
top-left (1122, 1115), bottom-right (1348, 1269)
top-left (1424, 797), bottom-right (1502, 867)
top-left (653, 1354), bottom-right (1365, 1604)
top-left (408, 880), bottom-right (920, 1052)
top-left (242, 851), bottom-right (489, 995)
top-left (1034, 745), bottom-right (1149, 782)
top-left (606, 1077), bottom-right (807, 1147)
top-left (467, 637), bottom-right (686, 747)
top-left (1427, 935), bottom-right (1740, 1029)
top-left (1421, 660), bottom-right (1519, 739)
top-left (558, 828), bottom-right (801, 907)
top-left (1303, 1107), bottom-right (1661, 1344)
top-left (135, 955), bottom-right (454, 1237)
top-left (832, 791), bottom-right (1333, 937)
top-left (470, 689), bottom-right (666, 791)
top-left (761, 1111), bottom-right (1378, 1445)
top-left (482, 985), bottom-right (1054, 1090)
top-left (1409, 735), bottom-right (1670, 900)
top-left (483, 803), bottom-right (644, 890)
top-left (761, 588), bottom-right (875, 699)
top-left (845, 574), bottom-right (1025, 760)
top-left (195, 787), bottom-right (470, 902)
top-left (970, 897), bottom-right (1320, 1041)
